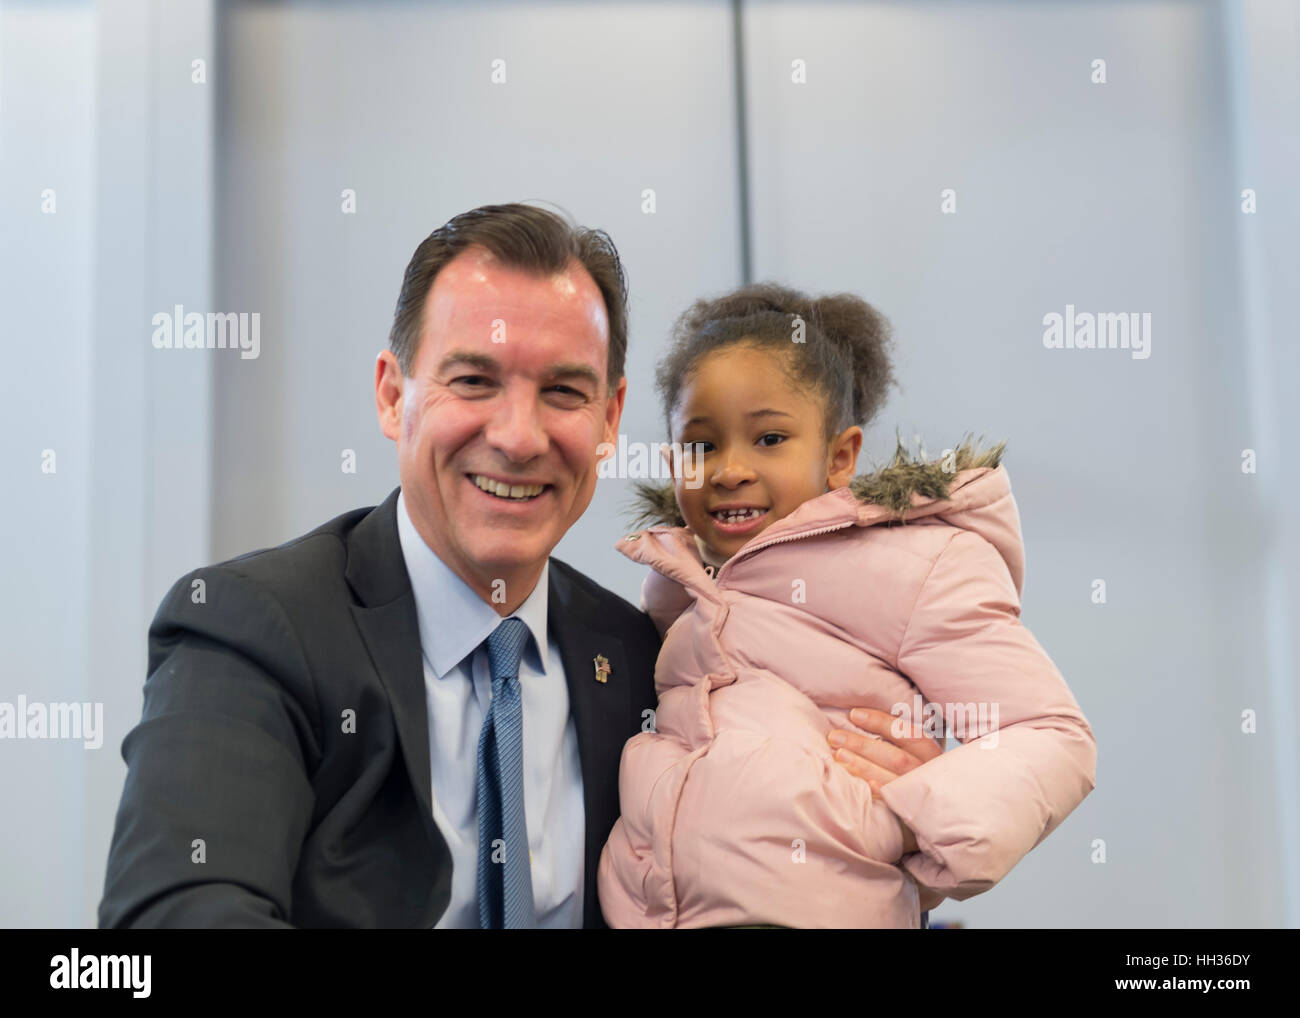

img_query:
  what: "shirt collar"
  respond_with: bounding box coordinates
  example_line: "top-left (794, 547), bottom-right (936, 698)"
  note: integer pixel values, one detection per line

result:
top-left (396, 489), bottom-right (550, 678)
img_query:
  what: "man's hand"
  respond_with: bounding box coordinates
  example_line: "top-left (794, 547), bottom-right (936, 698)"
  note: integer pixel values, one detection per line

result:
top-left (827, 707), bottom-right (945, 855)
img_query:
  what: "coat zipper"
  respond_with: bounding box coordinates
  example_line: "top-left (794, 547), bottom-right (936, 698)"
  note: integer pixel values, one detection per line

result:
top-left (714, 519), bottom-right (857, 586)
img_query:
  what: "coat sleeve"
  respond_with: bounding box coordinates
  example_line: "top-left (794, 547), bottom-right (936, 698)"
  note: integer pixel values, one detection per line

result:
top-left (639, 567), bottom-right (695, 640)
top-left (97, 566), bottom-right (321, 928)
top-left (877, 529), bottom-right (1097, 901)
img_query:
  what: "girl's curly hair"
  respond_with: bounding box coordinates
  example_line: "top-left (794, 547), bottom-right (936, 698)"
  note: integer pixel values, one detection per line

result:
top-left (654, 281), bottom-right (898, 441)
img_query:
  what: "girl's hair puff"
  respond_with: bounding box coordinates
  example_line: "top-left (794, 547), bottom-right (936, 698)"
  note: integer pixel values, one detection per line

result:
top-left (654, 281), bottom-right (898, 442)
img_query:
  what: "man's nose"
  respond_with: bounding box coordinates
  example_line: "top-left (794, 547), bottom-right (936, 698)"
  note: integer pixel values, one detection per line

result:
top-left (484, 387), bottom-right (549, 462)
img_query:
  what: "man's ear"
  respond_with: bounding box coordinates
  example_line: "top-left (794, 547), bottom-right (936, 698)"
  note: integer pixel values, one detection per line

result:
top-left (659, 443), bottom-right (678, 480)
top-left (602, 375), bottom-right (627, 447)
top-left (826, 425), bottom-right (863, 490)
top-left (375, 351), bottom-right (405, 442)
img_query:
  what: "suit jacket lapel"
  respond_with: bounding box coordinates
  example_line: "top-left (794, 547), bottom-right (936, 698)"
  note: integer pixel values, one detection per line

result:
top-left (344, 488), bottom-right (444, 858)
top-left (549, 563), bottom-right (632, 928)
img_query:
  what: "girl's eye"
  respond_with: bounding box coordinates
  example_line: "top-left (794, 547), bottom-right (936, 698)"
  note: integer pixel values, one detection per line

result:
top-left (758, 433), bottom-right (786, 447)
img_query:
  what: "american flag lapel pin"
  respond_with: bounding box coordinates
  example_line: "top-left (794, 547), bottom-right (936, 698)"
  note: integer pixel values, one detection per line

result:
top-left (593, 654), bottom-right (611, 684)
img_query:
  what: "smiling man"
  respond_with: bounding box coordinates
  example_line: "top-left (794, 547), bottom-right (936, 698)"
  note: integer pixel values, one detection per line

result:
top-left (366, 213), bottom-right (648, 927)
top-left (378, 240), bottom-right (623, 615)
top-left (98, 202), bottom-right (933, 929)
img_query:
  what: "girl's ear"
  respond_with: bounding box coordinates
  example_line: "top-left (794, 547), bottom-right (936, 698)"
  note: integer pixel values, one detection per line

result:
top-left (826, 425), bottom-right (863, 490)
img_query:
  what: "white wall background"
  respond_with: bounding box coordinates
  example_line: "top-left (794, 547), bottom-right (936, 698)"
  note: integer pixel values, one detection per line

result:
top-left (1, 0), bottom-right (1295, 928)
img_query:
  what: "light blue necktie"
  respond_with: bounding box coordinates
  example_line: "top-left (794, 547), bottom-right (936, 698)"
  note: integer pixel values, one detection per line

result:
top-left (476, 617), bottom-right (536, 928)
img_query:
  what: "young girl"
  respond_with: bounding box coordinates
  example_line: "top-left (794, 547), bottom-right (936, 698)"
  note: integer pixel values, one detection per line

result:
top-left (596, 283), bottom-right (1097, 928)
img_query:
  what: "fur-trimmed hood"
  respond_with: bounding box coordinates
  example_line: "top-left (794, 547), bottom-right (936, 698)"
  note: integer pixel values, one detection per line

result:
top-left (616, 429), bottom-right (1025, 604)
top-left (627, 431), bottom-right (1007, 530)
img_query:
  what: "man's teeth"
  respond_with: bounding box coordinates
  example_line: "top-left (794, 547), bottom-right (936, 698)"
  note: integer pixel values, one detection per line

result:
top-left (471, 475), bottom-right (545, 500)
top-left (713, 508), bottom-right (764, 522)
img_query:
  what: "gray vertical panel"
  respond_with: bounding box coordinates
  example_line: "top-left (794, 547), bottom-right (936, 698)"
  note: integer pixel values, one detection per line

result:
top-left (744, 0), bottom-right (1274, 926)
top-left (82, 0), bottom-right (216, 929)
top-left (84, 0), bottom-right (153, 931)
top-left (0, 0), bottom-right (95, 929)
top-left (1222, 0), bottom-right (1300, 930)
top-left (0, 0), bottom-right (214, 929)
top-left (148, 2), bottom-right (215, 608)
top-left (213, 0), bottom-right (741, 606)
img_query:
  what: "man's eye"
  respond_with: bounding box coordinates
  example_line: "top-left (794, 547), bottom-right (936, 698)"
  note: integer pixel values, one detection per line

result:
top-left (758, 433), bottom-right (786, 447)
top-left (545, 385), bottom-right (594, 407)
top-left (451, 375), bottom-right (491, 387)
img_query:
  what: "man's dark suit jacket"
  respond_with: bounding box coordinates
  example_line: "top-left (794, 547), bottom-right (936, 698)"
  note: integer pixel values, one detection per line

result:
top-left (98, 487), bottom-right (661, 928)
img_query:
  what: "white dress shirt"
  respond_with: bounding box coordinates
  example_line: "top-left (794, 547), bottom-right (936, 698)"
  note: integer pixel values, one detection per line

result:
top-left (395, 491), bottom-right (585, 928)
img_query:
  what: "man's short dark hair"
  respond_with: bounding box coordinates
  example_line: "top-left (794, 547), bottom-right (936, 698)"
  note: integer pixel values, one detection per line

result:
top-left (388, 202), bottom-right (629, 390)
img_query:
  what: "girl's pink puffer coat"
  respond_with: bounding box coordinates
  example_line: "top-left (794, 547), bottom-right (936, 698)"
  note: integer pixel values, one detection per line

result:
top-left (596, 446), bottom-right (1097, 928)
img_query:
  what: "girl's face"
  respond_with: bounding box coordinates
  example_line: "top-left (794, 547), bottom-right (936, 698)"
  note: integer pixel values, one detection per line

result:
top-left (668, 343), bottom-right (862, 561)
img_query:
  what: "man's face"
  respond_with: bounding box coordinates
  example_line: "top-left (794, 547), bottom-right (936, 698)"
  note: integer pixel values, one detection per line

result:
top-left (376, 246), bottom-right (625, 603)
